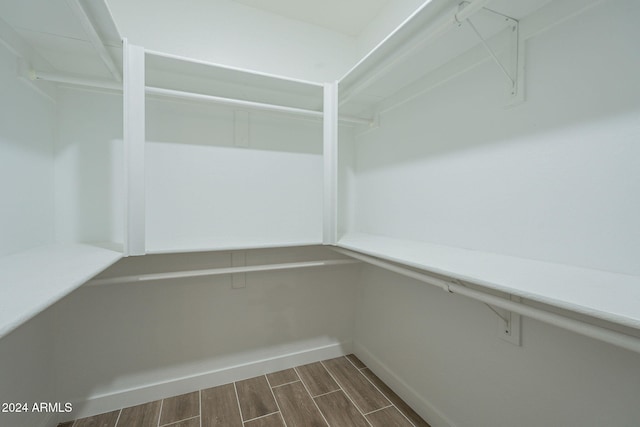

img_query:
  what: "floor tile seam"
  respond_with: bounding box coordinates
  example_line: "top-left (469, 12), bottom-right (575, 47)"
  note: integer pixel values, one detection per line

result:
top-left (113, 408), bottom-right (123, 427)
top-left (233, 381), bottom-right (246, 423)
top-left (319, 358), bottom-right (374, 427)
top-left (157, 397), bottom-right (164, 427)
top-left (321, 358), bottom-right (376, 413)
top-left (267, 370), bottom-right (301, 387)
top-left (346, 356), bottom-right (368, 371)
top-left (293, 364), bottom-right (340, 397)
top-left (345, 356), bottom-right (396, 412)
top-left (264, 374), bottom-right (288, 427)
top-left (345, 356), bottom-right (397, 410)
top-left (293, 365), bottom-right (330, 427)
top-left (312, 388), bottom-right (343, 399)
top-left (159, 403), bottom-right (200, 426)
top-left (363, 404), bottom-right (394, 416)
top-left (345, 358), bottom-right (411, 424)
top-left (357, 368), bottom-right (418, 427)
top-left (242, 410), bottom-right (281, 424)
top-left (160, 414), bottom-right (200, 427)
top-left (311, 389), bottom-right (346, 400)
top-left (270, 379), bottom-right (301, 389)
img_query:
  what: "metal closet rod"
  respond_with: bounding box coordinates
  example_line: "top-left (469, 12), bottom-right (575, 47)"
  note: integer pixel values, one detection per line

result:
top-left (31, 71), bottom-right (121, 91)
top-left (28, 70), bottom-right (371, 126)
top-left (332, 247), bottom-right (640, 354)
top-left (146, 86), bottom-right (372, 125)
top-left (87, 259), bottom-right (360, 286)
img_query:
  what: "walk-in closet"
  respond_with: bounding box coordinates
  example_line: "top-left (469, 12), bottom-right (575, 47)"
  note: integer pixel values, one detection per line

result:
top-left (1, 0), bottom-right (639, 426)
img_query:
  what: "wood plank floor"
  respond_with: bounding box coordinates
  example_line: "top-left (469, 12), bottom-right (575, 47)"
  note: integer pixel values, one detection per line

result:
top-left (60, 355), bottom-right (430, 427)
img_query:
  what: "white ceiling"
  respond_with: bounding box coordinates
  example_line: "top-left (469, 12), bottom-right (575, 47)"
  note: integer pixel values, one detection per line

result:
top-left (230, 0), bottom-right (391, 36)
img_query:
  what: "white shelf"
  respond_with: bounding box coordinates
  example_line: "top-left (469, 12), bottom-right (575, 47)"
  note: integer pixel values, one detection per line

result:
top-left (338, 0), bottom-right (508, 115)
top-left (338, 233), bottom-right (640, 329)
top-left (338, 0), bottom-right (579, 117)
top-left (0, 244), bottom-right (122, 338)
top-left (145, 49), bottom-right (324, 112)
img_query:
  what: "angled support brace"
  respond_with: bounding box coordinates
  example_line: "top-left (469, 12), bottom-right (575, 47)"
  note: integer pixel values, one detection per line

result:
top-left (484, 298), bottom-right (522, 346)
top-left (484, 303), bottom-right (509, 323)
top-left (460, 5), bottom-right (525, 106)
top-left (466, 18), bottom-right (515, 86)
top-left (451, 279), bottom-right (522, 346)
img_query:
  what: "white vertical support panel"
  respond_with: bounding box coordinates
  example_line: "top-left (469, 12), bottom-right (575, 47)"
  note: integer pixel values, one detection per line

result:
top-left (123, 40), bottom-right (146, 256)
top-left (323, 82), bottom-right (338, 245)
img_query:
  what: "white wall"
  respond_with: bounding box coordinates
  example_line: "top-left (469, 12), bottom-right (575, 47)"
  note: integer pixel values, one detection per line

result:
top-left (54, 87), bottom-right (124, 248)
top-left (349, 1), bottom-right (640, 425)
top-left (107, 0), bottom-right (358, 82)
top-left (0, 42), bottom-right (56, 257)
top-left (145, 98), bottom-right (323, 252)
top-left (354, 265), bottom-right (640, 427)
top-left (53, 246), bottom-right (359, 419)
top-left (0, 309), bottom-right (56, 427)
top-left (351, 0), bottom-right (640, 274)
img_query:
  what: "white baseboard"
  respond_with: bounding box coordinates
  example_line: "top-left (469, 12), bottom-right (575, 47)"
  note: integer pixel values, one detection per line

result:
top-left (61, 341), bottom-right (351, 422)
top-left (353, 342), bottom-right (457, 427)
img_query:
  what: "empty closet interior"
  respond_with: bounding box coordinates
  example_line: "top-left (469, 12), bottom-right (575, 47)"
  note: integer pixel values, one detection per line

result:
top-left (1, 0), bottom-right (639, 426)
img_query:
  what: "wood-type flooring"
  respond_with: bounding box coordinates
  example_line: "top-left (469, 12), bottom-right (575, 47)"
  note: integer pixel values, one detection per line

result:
top-left (58, 355), bottom-right (430, 427)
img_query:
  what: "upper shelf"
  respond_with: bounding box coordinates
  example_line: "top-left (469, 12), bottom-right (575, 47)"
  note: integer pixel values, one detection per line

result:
top-left (338, 233), bottom-right (640, 329)
top-left (0, 244), bottom-right (122, 339)
top-left (0, 0), bottom-right (122, 84)
top-left (337, 0), bottom-right (569, 117)
top-left (145, 50), bottom-right (324, 112)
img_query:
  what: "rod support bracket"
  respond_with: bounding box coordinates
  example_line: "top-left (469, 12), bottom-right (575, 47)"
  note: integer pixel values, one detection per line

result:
top-left (456, 277), bottom-right (522, 346)
top-left (488, 295), bottom-right (522, 346)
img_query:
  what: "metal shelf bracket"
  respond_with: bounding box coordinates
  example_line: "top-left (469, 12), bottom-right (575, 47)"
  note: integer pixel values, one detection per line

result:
top-left (452, 278), bottom-right (522, 346)
top-left (485, 296), bottom-right (522, 346)
top-left (461, 4), bottom-right (525, 106)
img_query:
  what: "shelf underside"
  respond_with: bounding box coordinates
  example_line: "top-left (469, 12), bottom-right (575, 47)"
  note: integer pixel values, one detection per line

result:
top-left (338, 233), bottom-right (640, 329)
top-left (145, 51), bottom-right (324, 112)
top-left (0, 244), bottom-right (122, 338)
top-left (338, 0), bottom-right (582, 118)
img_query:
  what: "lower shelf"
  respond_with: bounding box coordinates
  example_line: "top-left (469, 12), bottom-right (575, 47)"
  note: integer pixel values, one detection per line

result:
top-left (0, 243), bottom-right (122, 338)
top-left (338, 233), bottom-right (640, 329)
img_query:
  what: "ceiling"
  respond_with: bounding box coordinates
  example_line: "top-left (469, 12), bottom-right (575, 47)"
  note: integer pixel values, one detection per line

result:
top-left (230, 0), bottom-right (391, 36)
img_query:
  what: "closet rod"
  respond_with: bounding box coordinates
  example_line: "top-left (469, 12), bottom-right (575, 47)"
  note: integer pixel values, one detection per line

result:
top-left (28, 72), bottom-right (371, 125)
top-left (87, 259), bottom-right (360, 286)
top-left (146, 86), bottom-right (372, 125)
top-left (31, 71), bottom-right (121, 91)
top-left (333, 248), bottom-right (640, 354)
